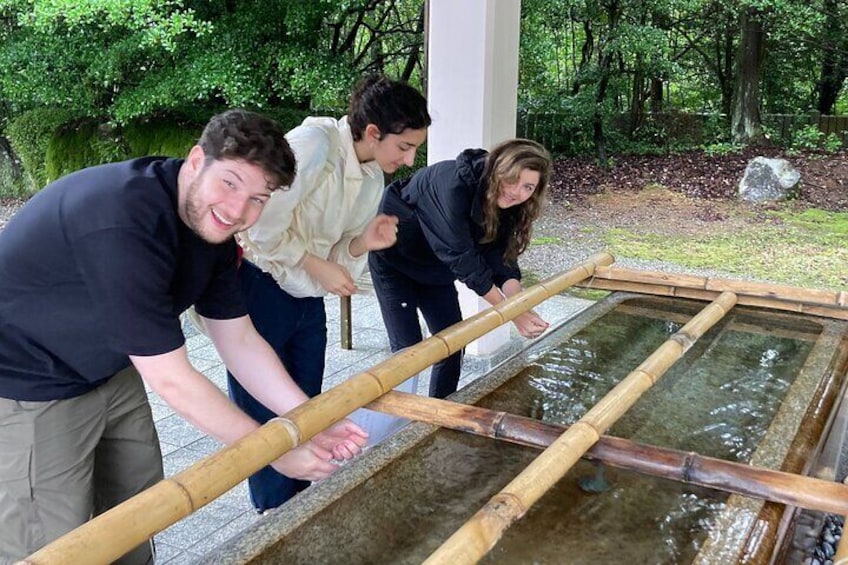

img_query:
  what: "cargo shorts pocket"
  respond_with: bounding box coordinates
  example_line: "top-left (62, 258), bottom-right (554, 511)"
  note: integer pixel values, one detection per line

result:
top-left (0, 401), bottom-right (36, 502)
top-left (0, 440), bottom-right (33, 502)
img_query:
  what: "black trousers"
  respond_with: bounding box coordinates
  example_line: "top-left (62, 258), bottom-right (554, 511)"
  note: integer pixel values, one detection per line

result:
top-left (368, 254), bottom-right (464, 398)
top-left (227, 260), bottom-right (327, 512)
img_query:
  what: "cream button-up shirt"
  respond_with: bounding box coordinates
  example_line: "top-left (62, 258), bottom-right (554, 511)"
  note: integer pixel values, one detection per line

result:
top-left (238, 116), bottom-right (384, 298)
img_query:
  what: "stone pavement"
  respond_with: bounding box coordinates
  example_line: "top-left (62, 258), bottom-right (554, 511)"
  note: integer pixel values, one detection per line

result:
top-left (149, 292), bottom-right (592, 564)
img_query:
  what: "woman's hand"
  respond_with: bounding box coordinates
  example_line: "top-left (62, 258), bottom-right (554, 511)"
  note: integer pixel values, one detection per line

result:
top-left (352, 214), bottom-right (399, 255)
top-left (302, 254), bottom-right (357, 296)
top-left (512, 310), bottom-right (549, 339)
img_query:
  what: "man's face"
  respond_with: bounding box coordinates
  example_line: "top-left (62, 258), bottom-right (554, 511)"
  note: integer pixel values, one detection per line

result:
top-left (179, 152), bottom-right (273, 244)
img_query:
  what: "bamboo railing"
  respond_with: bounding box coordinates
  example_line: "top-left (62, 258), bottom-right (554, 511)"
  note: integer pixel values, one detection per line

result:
top-left (368, 391), bottom-right (848, 515)
top-left (17, 252), bottom-right (615, 565)
top-left (422, 291), bottom-right (738, 564)
top-left (577, 266), bottom-right (848, 320)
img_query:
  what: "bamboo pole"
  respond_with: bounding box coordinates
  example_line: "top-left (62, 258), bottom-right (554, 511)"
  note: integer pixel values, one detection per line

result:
top-left (422, 291), bottom-right (738, 565)
top-left (367, 391), bottom-right (848, 515)
top-left (17, 252), bottom-right (615, 565)
top-left (577, 266), bottom-right (848, 320)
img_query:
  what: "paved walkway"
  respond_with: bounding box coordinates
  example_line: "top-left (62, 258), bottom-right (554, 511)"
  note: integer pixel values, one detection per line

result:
top-left (150, 291), bottom-right (591, 564)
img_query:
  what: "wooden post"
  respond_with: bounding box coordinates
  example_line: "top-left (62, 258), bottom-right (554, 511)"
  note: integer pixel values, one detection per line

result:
top-left (18, 252), bottom-right (615, 565)
top-left (422, 292), bottom-right (738, 564)
top-left (340, 294), bottom-right (353, 350)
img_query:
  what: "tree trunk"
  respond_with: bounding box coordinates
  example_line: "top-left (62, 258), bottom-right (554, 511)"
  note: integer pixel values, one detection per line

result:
top-left (0, 136), bottom-right (22, 178)
top-left (629, 54), bottom-right (645, 137)
top-left (594, 50), bottom-right (614, 163)
top-left (720, 24), bottom-right (735, 118)
top-left (815, 0), bottom-right (847, 114)
top-left (731, 7), bottom-right (765, 144)
top-left (571, 19), bottom-right (594, 96)
top-left (400, 2), bottom-right (426, 83)
top-left (650, 77), bottom-right (663, 112)
top-left (593, 0), bottom-right (620, 164)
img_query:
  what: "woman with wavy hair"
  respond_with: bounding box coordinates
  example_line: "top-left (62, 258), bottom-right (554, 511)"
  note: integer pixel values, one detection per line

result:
top-left (369, 138), bottom-right (552, 399)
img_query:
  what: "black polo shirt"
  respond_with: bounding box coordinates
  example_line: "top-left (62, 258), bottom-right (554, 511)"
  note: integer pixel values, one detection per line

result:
top-left (0, 157), bottom-right (246, 400)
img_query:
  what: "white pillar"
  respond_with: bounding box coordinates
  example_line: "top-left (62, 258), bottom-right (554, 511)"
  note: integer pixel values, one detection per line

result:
top-left (427, 0), bottom-right (521, 355)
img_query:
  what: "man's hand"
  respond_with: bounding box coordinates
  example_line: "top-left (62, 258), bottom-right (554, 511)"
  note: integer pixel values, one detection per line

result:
top-left (350, 214), bottom-right (399, 256)
top-left (311, 419), bottom-right (369, 460)
top-left (270, 442), bottom-right (338, 481)
top-left (512, 310), bottom-right (549, 339)
top-left (269, 419), bottom-right (369, 481)
top-left (302, 254), bottom-right (357, 296)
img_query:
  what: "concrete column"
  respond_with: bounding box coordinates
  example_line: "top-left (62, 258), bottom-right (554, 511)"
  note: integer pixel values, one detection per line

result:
top-left (427, 0), bottom-right (521, 354)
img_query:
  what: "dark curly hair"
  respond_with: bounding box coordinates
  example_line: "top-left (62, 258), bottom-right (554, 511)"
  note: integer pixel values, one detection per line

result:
top-left (480, 139), bottom-right (552, 264)
top-left (199, 109), bottom-right (296, 190)
top-left (347, 74), bottom-right (431, 141)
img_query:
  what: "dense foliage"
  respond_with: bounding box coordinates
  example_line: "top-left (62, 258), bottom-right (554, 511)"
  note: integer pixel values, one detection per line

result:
top-left (0, 0), bottom-right (427, 124)
top-left (0, 0), bottom-right (844, 192)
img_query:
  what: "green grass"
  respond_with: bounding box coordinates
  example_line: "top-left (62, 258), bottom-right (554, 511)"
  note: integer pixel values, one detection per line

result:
top-left (530, 236), bottom-right (563, 246)
top-left (522, 269), bottom-right (611, 301)
top-left (600, 209), bottom-right (847, 290)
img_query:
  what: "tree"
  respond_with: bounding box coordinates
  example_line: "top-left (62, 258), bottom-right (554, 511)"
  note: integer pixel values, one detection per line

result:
top-left (0, 0), bottom-right (427, 124)
top-left (731, 6), bottom-right (765, 143)
top-left (816, 0), bottom-right (847, 113)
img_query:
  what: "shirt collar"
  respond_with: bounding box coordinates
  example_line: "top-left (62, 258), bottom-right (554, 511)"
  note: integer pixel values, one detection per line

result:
top-left (339, 116), bottom-right (383, 181)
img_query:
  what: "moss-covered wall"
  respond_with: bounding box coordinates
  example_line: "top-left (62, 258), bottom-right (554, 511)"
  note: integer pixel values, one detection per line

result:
top-left (4, 107), bottom-right (317, 197)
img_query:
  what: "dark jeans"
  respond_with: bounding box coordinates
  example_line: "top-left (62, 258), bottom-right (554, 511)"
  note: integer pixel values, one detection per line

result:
top-left (368, 254), bottom-right (463, 399)
top-left (227, 260), bottom-right (327, 512)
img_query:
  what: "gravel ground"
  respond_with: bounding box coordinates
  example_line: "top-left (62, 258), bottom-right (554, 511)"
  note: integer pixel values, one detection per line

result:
top-left (0, 200), bottom-right (21, 231)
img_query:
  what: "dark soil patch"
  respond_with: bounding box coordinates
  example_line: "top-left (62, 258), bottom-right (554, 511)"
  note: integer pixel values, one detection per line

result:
top-left (549, 148), bottom-right (848, 212)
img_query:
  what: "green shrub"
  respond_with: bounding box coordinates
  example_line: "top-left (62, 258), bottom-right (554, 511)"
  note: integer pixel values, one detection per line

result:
top-left (45, 120), bottom-right (130, 183)
top-left (823, 133), bottom-right (843, 153)
top-left (6, 108), bottom-right (79, 191)
top-left (791, 124), bottom-right (824, 150)
top-left (122, 117), bottom-right (202, 158)
top-left (790, 124), bottom-right (844, 153)
top-left (261, 107), bottom-right (313, 133)
top-left (6, 107), bottom-right (319, 196)
top-left (703, 142), bottom-right (745, 156)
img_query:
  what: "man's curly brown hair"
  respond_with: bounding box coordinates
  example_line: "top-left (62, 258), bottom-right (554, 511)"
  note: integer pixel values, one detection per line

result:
top-left (199, 109), bottom-right (296, 190)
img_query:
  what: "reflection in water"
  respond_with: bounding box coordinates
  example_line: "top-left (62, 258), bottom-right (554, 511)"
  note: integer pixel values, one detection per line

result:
top-left (479, 298), bottom-right (815, 563)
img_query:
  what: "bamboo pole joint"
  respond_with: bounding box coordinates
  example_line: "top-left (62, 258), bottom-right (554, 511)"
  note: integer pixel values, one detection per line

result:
top-left (268, 416), bottom-right (302, 446)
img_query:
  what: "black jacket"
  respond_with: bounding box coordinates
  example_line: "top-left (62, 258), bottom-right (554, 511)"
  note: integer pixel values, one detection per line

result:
top-left (373, 149), bottom-right (521, 295)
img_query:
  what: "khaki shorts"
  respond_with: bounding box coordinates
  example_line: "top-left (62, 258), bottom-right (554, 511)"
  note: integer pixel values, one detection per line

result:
top-left (0, 365), bottom-right (163, 565)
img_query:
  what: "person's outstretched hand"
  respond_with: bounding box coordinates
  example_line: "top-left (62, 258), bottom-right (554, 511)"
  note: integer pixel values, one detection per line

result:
top-left (311, 419), bottom-right (369, 461)
top-left (270, 442), bottom-right (338, 481)
top-left (513, 310), bottom-right (549, 339)
top-left (269, 419), bottom-right (368, 481)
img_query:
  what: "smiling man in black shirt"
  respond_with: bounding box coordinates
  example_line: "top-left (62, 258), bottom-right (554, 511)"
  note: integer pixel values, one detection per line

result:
top-left (0, 109), bottom-right (367, 565)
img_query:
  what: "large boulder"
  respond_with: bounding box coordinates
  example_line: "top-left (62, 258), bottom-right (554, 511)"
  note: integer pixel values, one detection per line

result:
top-left (738, 157), bottom-right (801, 203)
